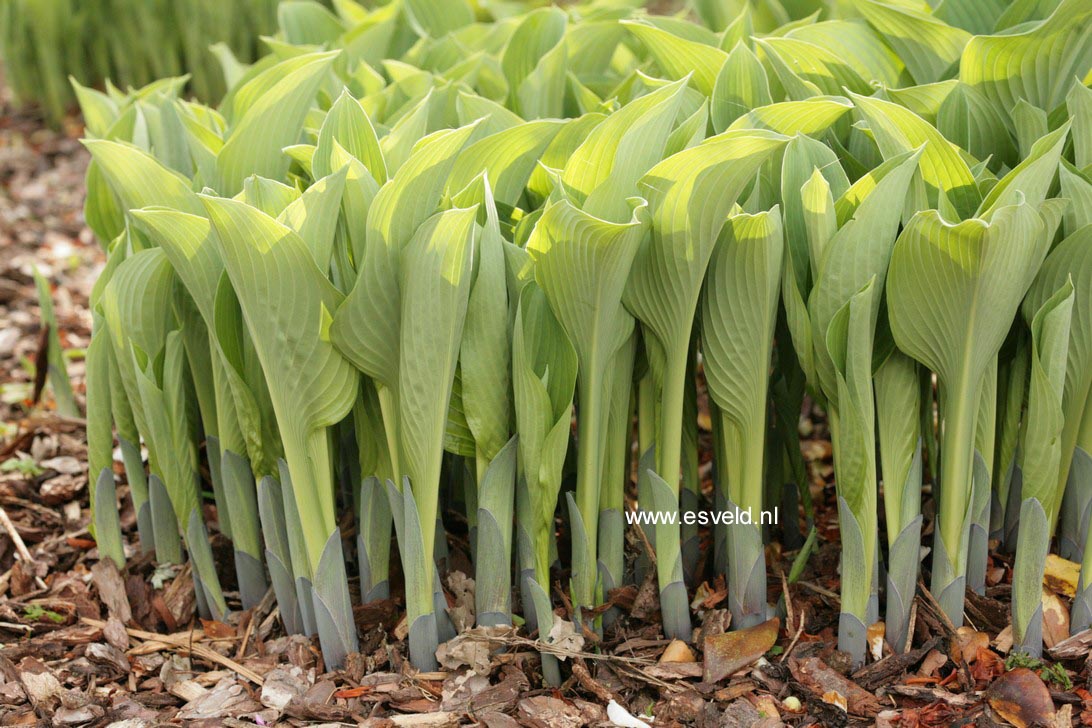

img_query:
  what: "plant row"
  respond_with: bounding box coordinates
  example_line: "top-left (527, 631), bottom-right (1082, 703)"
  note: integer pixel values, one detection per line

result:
top-left (0, 0), bottom-right (284, 124)
top-left (66, 0), bottom-right (1092, 677)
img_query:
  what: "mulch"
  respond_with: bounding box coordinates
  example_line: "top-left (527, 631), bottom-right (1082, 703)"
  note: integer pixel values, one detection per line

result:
top-left (0, 93), bottom-right (1090, 728)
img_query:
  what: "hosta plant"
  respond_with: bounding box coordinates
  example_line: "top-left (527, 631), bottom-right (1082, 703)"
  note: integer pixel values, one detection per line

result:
top-left (71, 0), bottom-right (1092, 680)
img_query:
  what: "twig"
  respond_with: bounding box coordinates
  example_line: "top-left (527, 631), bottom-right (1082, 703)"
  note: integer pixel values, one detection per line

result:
top-left (904, 600), bottom-right (917, 655)
top-left (916, 581), bottom-right (973, 690)
top-left (625, 500), bottom-right (657, 567)
top-left (458, 629), bottom-right (657, 666)
top-left (781, 570), bottom-right (795, 634)
top-left (881, 684), bottom-right (979, 707)
top-left (796, 580), bottom-right (840, 603)
top-left (572, 658), bottom-right (617, 703)
top-left (237, 587), bottom-right (275, 660)
top-left (81, 617), bottom-right (264, 686)
top-left (0, 505), bottom-right (48, 590)
top-left (782, 613), bottom-right (806, 663)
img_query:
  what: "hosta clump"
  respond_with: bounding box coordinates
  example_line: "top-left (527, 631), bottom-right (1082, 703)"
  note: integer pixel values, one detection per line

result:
top-left (74, 0), bottom-right (1092, 678)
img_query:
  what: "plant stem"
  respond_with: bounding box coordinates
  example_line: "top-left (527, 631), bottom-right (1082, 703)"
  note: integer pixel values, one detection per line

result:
top-left (933, 377), bottom-right (980, 627)
top-left (574, 371), bottom-right (605, 620)
top-left (654, 350), bottom-right (692, 640)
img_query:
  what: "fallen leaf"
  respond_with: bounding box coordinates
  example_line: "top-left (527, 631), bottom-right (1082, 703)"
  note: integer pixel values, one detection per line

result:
top-left (260, 666), bottom-right (312, 712)
top-left (1041, 590), bottom-right (1069, 649)
top-left (200, 619), bottom-right (236, 640)
top-left (822, 690), bottom-right (847, 712)
top-left (607, 699), bottom-right (651, 728)
top-left (703, 617), bottom-right (779, 683)
top-left (546, 619), bottom-right (585, 657)
top-left (918, 649), bottom-right (948, 677)
top-left (986, 668), bottom-right (1055, 728)
top-left (435, 625), bottom-right (514, 674)
top-left (1044, 554), bottom-right (1079, 598)
top-left (750, 694), bottom-right (781, 721)
top-left (876, 709), bottom-right (900, 728)
top-left (868, 621), bottom-right (885, 662)
top-left (969, 647), bottom-right (1005, 685)
top-left (660, 639), bottom-right (696, 664)
top-left (517, 696), bottom-right (583, 728)
top-left (389, 712), bottom-right (459, 727)
top-left (993, 625), bottom-right (1014, 654)
top-left (953, 626), bottom-right (989, 664)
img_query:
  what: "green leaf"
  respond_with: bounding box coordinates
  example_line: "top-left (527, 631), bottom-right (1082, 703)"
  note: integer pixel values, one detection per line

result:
top-left (202, 194), bottom-right (358, 570)
top-left (217, 52), bottom-right (338, 194)
top-left (850, 92), bottom-right (981, 219)
top-left (755, 37), bottom-right (872, 96)
top-left (1019, 279), bottom-right (1074, 528)
top-left (808, 148), bottom-right (922, 402)
top-left (711, 43), bottom-right (772, 133)
top-left (511, 281), bottom-right (576, 584)
top-left (700, 208), bottom-right (783, 518)
top-left (332, 122), bottom-right (480, 387)
top-left (314, 88), bottom-right (386, 184)
top-left (447, 120), bottom-right (565, 208)
top-left (959, 0), bottom-right (1092, 114)
top-left (32, 268), bottom-right (78, 417)
top-left (626, 130), bottom-right (789, 369)
top-left (403, 0), bottom-right (474, 39)
top-left (701, 209), bottom-right (783, 450)
top-left (395, 206), bottom-right (479, 611)
top-left (887, 200), bottom-right (1050, 622)
top-left (727, 97), bottom-right (853, 136)
top-left (1024, 226), bottom-right (1092, 499)
top-left (561, 79), bottom-right (688, 222)
top-left (855, 0), bottom-right (971, 84)
top-left (457, 178), bottom-right (511, 464)
top-left (937, 83), bottom-right (1017, 171)
top-left (621, 19), bottom-right (728, 95)
top-left (977, 123), bottom-right (1069, 218)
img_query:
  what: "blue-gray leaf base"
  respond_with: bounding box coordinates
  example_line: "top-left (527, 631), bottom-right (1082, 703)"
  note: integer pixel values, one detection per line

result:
top-left (1072, 581), bottom-right (1092, 635)
top-left (267, 547), bottom-right (304, 634)
top-left (966, 451), bottom-right (991, 595)
top-left (206, 435), bottom-right (231, 541)
top-left (1014, 603), bottom-right (1044, 658)
top-left (649, 470), bottom-right (692, 641)
top-left (565, 492), bottom-right (599, 634)
top-left (1058, 448), bottom-right (1091, 562)
top-left (93, 467), bottom-right (125, 569)
top-left (235, 550), bottom-right (268, 611)
top-left (885, 515), bottom-right (923, 654)
top-left (296, 576), bottom-right (317, 636)
top-left (476, 509), bottom-right (512, 627)
top-left (187, 510), bottom-right (228, 622)
top-left (597, 507), bottom-right (623, 629)
top-left (681, 487), bottom-right (700, 584)
top-left (409, 613), bottom-right (441, 672)
top-left (358, 475), bottom-right (392, 603)
top-left (726, 497), bottom-right (768, 631)
top-left (357, 531), bottom-right (391, 603)
top-left (526, 577), bottom-right (561, 687)
top-left (311, 528), bottom-right (360, 670)
top-left (119, 437), bottom-right (154, 553)
top-left (148, 475), bottom-right (182, 564)
top-left (838, 612), bottom-right (868, 670)
top-left (1002, 464), bottom-right (1024, 553)
top-left (931, 508), bottom-right (971, 627)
